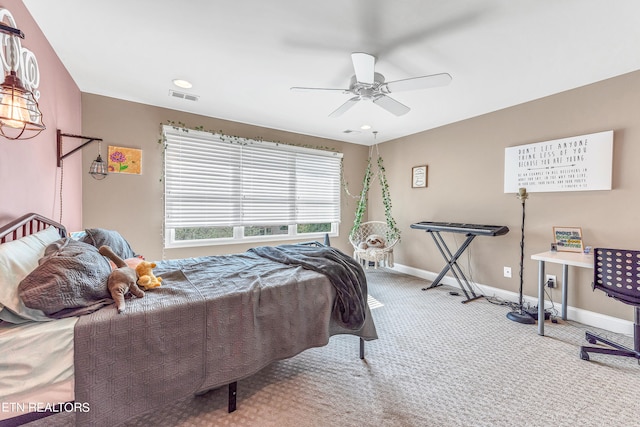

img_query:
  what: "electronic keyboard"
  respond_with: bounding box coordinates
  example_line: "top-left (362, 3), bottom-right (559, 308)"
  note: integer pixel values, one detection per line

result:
top-left (411, 220), bottom-right (510, 303)
top-left (410, 221), bottom-right (509, 237)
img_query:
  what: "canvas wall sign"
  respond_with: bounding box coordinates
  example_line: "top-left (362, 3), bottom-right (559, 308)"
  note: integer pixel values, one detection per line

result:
top-left (504, 130), bottom-right (613, 193)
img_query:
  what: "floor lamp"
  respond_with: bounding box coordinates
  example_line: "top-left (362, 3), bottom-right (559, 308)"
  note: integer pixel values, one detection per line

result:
top-left (507, 187), bottom-right (535, 324)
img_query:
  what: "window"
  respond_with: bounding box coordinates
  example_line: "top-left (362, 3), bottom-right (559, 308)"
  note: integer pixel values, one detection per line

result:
top-left (163, 126), bottom-right (342, 247)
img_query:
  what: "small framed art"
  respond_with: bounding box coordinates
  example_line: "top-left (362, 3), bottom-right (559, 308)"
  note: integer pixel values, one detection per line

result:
top-left (108, 146), bottom-right (142, 175)
top-left (553, 226), bottom-right (584, 252)
top-left (412, 165), bottom-right (427, 188)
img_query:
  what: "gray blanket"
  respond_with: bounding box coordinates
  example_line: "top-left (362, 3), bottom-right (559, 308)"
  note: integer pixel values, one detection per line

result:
top-left (74, 246), bottom-right (377, 426)
top-left (18, 238), bottom-right (113, 317)
top-left (248, 244), bottom-right (367, 329)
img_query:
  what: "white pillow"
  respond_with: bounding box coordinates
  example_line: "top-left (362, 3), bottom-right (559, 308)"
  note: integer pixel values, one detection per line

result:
top-left (0, 226), bottom-right (62, 323)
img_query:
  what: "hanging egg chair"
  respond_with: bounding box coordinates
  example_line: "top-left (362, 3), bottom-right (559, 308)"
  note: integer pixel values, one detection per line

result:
top-left (346, 141), bottom-right (400, 269)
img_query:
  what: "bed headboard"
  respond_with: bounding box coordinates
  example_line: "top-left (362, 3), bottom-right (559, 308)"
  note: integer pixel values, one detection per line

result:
top-left (0, 213), bottom-right (67, 244)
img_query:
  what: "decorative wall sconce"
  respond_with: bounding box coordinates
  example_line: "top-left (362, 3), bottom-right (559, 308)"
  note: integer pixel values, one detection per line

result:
top-left (57, 130), bottom-right (107, 180)
top-left (0, 10), bottom-right (45, 140)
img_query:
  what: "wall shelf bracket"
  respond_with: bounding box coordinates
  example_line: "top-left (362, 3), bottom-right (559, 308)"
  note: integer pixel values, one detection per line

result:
top-left (57, 129), bottom-right (103, 167)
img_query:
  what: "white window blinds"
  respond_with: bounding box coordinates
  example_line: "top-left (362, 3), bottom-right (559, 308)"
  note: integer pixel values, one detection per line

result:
top-left (163, 126), bottom-right (342, 229)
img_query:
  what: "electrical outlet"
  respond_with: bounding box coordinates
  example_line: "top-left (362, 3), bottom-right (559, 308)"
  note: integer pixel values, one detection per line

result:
top-left (504, 266), bottom-right (512, 278)
top-left (546, 274), bottom-right (556, 288)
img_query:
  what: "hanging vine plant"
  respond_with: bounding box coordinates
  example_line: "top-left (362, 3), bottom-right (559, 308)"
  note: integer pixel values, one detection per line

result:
top-left (349, 157), bottom-right (372, 240)
top-left (348, 153), bottom-right (401, 243)
top-left (377, 156), bottom-right (401, 242)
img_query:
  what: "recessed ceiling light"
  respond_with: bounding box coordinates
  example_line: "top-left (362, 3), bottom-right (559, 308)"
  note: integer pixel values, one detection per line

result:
top-left (360, 124), bottom-right (371, 130)
top-left (172, 79), bottom-right (193, 89)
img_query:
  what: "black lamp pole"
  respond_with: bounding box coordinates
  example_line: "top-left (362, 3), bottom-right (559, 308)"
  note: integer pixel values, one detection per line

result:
top-left (507, 188), bottom-right (535, 324)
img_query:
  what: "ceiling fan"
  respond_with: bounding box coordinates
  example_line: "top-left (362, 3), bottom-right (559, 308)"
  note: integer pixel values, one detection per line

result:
top-left (291, 52), bottom-right (452, 117)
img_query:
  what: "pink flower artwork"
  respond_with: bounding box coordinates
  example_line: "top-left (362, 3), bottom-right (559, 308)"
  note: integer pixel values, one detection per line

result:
top-left (107, 146), bottom-right (142, 174)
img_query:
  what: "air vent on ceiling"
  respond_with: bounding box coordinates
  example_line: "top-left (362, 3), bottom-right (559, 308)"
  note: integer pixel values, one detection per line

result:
top-left (169, 90), bottom-right (199, 102)
top-left (343, 129), bottom-right (361, 134)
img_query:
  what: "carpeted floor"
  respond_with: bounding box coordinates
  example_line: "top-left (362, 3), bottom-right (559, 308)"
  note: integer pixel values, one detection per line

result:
top-left (25, 269), bottom-right (640, 426)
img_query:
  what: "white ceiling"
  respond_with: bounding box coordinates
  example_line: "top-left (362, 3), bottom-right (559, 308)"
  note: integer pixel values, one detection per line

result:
top-left (21, 0), bottom-right (640, 145)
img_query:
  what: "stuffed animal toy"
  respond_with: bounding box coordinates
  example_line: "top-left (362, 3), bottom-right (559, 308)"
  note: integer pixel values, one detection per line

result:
top-left (136, 261), bottom-right (162, 290)
top-left (99, 245), bottom-right (145, 313)
top-left (106, 255), bottom-right (143, 271)
top-left (365, 234), bottom-right (386, 249)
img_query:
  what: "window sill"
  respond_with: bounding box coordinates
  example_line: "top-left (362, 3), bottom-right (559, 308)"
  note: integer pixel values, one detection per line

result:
top-left (164, 231), bottom-right (337, 249)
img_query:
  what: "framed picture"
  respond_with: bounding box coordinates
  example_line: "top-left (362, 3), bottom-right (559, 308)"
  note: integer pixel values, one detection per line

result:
top-left (553, 226), bottom-right (584, 252)
top-left (412, 165), bottom-right (427, 188)
top-left (108, 146), bottom-right (142, 175)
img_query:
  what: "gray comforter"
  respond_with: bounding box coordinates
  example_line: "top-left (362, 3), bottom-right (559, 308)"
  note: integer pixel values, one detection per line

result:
top-left (74, 245), bottom-right (377, 426)
top-left (248, 244), bottom-right (368, 329)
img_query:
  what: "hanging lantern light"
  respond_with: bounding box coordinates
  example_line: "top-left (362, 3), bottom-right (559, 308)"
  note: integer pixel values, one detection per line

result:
top-left (0, 20), bottom-right (45, 140)
top-left (89, 141), bottom-right (108, 180)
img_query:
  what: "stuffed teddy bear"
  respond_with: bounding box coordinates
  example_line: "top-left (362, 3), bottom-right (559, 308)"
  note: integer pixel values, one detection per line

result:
top-left (99, 245), bottom-right (145, 313)
top-left (136, 261), bottom-right (162, 290)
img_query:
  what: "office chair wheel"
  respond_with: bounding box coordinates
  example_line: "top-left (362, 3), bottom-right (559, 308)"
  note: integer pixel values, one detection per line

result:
top-left (579, 349), bottom-right (590, 361)
top-left (581, 249), bottom-right (640, 364)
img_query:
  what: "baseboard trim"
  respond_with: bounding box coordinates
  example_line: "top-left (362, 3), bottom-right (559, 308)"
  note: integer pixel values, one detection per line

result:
top-left (390, 263), bottom-right (633, 336)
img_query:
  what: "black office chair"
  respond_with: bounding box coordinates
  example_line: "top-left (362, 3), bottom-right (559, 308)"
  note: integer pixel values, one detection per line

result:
top-left (580, 248), bottom-right (640, 362)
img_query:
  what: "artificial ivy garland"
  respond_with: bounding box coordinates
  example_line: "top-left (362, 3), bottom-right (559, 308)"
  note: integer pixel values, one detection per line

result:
top-left (377, 155), bottom-right (401, 242)
top-left (348, 155), bottom-right (401, 243)
top-left (159, 121), bottom-right (338, 153)
top-left (349, 158), bottom-right (372, 241)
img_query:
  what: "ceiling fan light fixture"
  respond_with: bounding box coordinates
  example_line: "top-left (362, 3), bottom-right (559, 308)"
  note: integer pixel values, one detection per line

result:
top-left (292, 52), bottom-right (452, 118)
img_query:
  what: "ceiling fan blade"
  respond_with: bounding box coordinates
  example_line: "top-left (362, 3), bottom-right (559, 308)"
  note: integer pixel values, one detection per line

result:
top-left (383, 73), bottom-right (452, 93)
top-left (290, 86), bottom-right (348, 93)
top-left (329, 97), bottom-right (360, 118)
top-left (373, 95), bottom-right (410, 116)
top-left (351, 52), bottom-right (375, 84)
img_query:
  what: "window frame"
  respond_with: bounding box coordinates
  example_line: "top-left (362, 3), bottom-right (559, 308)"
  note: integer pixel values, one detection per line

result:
top-left (165, 223), bottom-right (340, 248)
top-left (162, 126), bottom-right (342, 248)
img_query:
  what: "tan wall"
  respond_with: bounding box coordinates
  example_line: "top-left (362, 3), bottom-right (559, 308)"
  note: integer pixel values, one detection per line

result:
top-left (81, 93), bottom-right (369, 261)
top-left (368, 70), bottom-right (640, 321)
top-left (83, 70), bottom-right (640, 321)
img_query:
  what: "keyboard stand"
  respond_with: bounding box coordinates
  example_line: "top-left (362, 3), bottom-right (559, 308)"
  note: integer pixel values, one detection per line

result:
top-left (421, 230), bottom-right (484, 303)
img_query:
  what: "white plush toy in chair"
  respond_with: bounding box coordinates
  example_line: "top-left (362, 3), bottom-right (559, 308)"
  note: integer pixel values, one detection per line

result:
top-left (365, 234), bottom-right (386, 249)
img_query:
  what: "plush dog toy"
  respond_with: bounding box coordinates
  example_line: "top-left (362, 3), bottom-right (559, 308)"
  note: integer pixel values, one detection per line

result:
top-left (136, 261), bottom-right (162, 290)
top-left (99, 245), bottom-right (145, 313)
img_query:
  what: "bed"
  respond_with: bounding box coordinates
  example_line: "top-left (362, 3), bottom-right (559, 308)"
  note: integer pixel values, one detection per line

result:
top-left (0, 213), bottom-right (377, 426)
